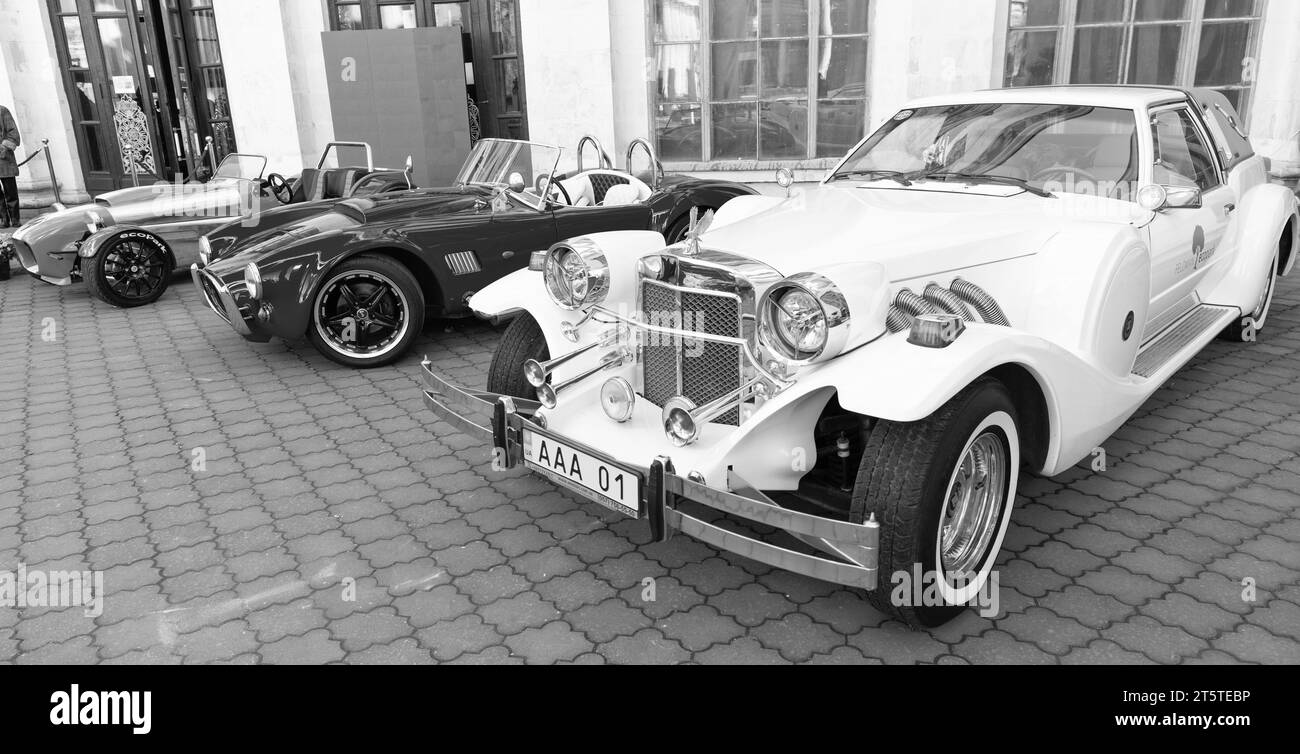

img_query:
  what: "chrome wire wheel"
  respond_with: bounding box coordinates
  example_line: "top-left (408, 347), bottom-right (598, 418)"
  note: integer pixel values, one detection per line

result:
top-left (939, 430), bottom-right (1009, 581)
top-left (102, 240), bottom-right (167, 300)
top-left (313, 270), bottom-right (410, 360)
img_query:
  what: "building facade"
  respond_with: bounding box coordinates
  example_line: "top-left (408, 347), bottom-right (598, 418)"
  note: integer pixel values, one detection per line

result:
top-left (1, 0), bottom-right (1297, 206)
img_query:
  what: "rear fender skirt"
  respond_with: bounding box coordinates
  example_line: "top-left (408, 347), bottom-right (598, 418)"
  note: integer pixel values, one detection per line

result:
top-left (1202, 183), bottom-right (1299, 311)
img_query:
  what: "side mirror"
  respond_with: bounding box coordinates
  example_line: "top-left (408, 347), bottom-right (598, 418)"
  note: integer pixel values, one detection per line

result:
top-left (507, 172), bottom-right (526, 193)
top-left (1137, 184), bottom-right (1202, 212)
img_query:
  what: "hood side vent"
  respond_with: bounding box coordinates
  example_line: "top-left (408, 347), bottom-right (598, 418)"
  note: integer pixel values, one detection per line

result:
top-left (446, 251), bottom-right (482, 276)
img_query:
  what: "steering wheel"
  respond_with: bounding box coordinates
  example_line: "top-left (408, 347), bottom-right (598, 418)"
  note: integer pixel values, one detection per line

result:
top-left (537, 174), bottom-right (572, 206)
top-left (1031, 165), bottom-right (1099, 189)
top-left (266, 173), bottom-right (294, 204)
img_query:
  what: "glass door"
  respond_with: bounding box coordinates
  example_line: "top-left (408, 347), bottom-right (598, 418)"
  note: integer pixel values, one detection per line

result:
top-left (468, 0), bottom-right (528, 139)
top-left (50, 0), bottom-right (163, 192)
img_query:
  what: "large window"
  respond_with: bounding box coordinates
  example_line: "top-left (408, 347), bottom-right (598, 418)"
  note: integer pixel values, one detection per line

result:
top-left (328, 0), bottom-right (466, 31)
top-left (1004, 0), bottom-right (1266, 118)
top-left (653, 0), bottom-right (870, 164)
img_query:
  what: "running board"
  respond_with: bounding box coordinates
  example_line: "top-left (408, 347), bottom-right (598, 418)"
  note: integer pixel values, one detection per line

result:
top-left (1132, 304), bottom-right (1238, 379)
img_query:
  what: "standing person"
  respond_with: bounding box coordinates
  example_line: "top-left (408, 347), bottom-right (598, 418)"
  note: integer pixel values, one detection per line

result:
top-left (0, 103), bottom-right (20, 228)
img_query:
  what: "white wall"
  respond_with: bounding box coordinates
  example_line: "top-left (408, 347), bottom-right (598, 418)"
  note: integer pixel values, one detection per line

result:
top-left (608, 0), bottom-right (650, 163)
top-left (279, 0), bottom-right (336, 166)
top-left (0, 0), bottom-right (90, 205)
top-left (212, 0), bottom-right (309, 174)
top-left (518, 0), bottom-right (617, 173)
top-left (1250, 0), bottom-right (1300, 181)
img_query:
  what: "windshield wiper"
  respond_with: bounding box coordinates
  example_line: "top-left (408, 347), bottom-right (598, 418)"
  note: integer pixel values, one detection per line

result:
top-left (829, 169), bottom-right (912, 187)
top-left (909, 171), bottom-right (1055, 198)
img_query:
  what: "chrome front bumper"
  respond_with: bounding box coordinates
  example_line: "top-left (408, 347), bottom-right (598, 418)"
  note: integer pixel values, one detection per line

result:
top-left (421, 360), bottom-right (880, 590)
top-left (190, 263), bottom-right (260, 339)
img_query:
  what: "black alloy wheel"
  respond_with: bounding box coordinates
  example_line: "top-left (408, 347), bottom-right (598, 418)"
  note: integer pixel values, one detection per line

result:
top-left (308, 254), bottom-right (425, 368)
top-left (84, 232), bottom-right (174, 308)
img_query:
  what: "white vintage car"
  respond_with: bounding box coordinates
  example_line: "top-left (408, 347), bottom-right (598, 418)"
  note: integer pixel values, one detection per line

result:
top-left (422, 86), bottom-right (1298, 628)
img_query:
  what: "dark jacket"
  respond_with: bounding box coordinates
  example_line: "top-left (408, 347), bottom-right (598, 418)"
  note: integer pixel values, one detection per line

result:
top-left (0, 106), bottom-right (20, 179)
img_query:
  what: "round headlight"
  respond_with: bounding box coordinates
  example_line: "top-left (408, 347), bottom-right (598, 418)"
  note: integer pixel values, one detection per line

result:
top-left (759, 273), bottom-right (851, 365)
top-left (544, 238), bottom-right (609, 311)
top-left (244, 262), bottom-right (263, 300)
top-left (199, 236), bottom-right (212, 266)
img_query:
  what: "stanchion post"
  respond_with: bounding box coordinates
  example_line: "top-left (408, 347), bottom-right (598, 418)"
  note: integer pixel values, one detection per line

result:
top-left (41, 138), bottom-right (63, 207)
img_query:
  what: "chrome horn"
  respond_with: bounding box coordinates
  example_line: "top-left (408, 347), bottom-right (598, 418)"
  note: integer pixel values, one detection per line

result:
top-left (662, 377), bottom-right (768, 447)
top-left (536, 350), bottom-right (632, 409)
top-left (524, 327), bottom-right (625, 389)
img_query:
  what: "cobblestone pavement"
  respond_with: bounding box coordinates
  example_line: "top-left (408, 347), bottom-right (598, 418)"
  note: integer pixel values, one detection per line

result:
top-left (1, 263), bottom-right (1298, 665)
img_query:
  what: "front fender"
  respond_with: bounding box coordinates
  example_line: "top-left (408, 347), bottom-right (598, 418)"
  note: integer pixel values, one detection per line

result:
top-left (783, 325), bottom-right (1151, 476)
top-left (77, 225), bottom-right (173, 263)
top-left (469, 230), bottom-right (667, 358)
top-left (1202, 183), bottom-right (1299, 310)
top-left (254, 230), bottom-right (427, 337)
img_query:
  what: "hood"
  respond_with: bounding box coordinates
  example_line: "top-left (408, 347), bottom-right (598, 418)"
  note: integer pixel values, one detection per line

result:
top-left (332, 186), bottom-right (494, 225)
top-left (700, 183), bottom-right (1150, 281)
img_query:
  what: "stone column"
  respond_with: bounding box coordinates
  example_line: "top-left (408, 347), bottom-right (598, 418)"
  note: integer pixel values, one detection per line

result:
top-left (0, 0), bottom-right (92, 206)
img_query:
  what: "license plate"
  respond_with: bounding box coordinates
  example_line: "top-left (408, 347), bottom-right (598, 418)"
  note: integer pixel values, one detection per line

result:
top-left (521, 429), bottom-right (641, 518)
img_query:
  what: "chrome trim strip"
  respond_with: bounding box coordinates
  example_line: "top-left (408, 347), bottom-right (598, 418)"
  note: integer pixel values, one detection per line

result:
top-left (665, 509), bottom-right (878, 590)
top-left (668, 473), bottom-right (880, 547)
top-left (419, 360), bottom-right (540, 438)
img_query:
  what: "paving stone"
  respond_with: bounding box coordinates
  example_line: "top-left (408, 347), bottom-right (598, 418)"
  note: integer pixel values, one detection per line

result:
top-left (4, 278), bottom-right (1299, 665)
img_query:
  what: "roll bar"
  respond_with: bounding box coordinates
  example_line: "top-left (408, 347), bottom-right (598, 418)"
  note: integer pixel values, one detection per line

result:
top-left (626, 138), bottom-right (663, 189)
top-left (317, 141), bottom-right (375, 171)
top-left (576, 135), bottom-right (613, 172)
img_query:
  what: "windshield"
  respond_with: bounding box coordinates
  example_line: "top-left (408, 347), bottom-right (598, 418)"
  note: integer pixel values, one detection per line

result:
top-left (455, 139), bottom-right (561, 209)
top-left (214, 154), bottom-right (267, 181)
top-left (832, 103), bottom-right (1140, 199)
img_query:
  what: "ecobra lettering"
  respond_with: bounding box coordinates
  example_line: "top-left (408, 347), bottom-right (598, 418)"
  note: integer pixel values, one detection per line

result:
top-left (49, 685), bottom-right (152, 735)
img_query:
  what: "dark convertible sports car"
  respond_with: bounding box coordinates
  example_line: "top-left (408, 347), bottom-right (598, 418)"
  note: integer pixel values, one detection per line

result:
top-left (6, 142), bottom-right (411, 307)
top-left (192, 136), bottom-right (757, 368)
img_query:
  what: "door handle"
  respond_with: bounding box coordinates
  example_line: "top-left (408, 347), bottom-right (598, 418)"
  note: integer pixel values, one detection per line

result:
top-left (1224, 203), bottom-right (1236, 215)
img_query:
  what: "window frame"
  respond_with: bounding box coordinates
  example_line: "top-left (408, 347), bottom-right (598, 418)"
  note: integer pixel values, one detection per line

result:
top-left (649, 0), bottom-right (873, 170)
top-left (326, 0), bottom-right (466, 31)
top-left (1147, 101), bottom-right (1225, 191)
top-left (1001, 0), bottom-right (1267, 123)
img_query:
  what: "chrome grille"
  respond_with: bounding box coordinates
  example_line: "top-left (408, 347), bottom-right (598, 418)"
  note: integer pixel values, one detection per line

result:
top-left (640, 280), bottom-right (743, 426)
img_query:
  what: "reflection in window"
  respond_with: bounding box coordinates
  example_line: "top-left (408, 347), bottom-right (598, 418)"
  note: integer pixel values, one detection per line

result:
top-left (61, 16), bottom-right (88, 68)
top-left (380, 4), bottom-right (417, 29)
top-left (336, 3), bottom-right (364, 30)
top-left (432, 2), bottom-right (465, 27)
top-left (191, 9), bottom-right (221, 65)
top-left (1004, 0), bottom-right (1263, 120)
top-left (653, 0), bottom-right (870, 162)
top-left (490, 0), bottom-right (518, 54)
